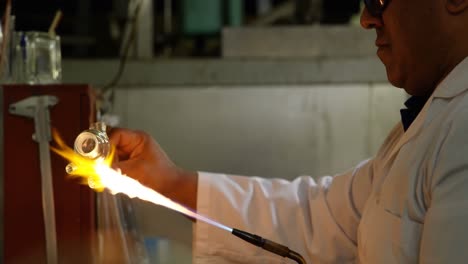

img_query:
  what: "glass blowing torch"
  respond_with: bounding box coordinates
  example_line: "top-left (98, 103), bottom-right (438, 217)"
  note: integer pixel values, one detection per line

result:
top-left (231, 228), bottom-right (307, 264)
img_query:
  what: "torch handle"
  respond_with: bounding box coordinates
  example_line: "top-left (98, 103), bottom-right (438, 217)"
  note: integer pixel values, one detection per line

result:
top-left (231, 228), bottom-right (307, 264)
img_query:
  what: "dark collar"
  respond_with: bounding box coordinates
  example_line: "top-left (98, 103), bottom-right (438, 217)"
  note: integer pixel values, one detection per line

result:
top-left (400, 96), bottom-right (430, 131)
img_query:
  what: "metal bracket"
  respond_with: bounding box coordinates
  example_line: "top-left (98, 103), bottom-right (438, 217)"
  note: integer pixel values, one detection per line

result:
top-left (9, 96), bottom-right (58, 141)
top-left (9, 95), bottom-right (59, 264)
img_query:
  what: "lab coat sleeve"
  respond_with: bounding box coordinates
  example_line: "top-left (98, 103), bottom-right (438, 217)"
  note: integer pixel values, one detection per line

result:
top-left (193, 158), bottom-right (375, 264)
top-left (419, 108), bottom-right (468, 263)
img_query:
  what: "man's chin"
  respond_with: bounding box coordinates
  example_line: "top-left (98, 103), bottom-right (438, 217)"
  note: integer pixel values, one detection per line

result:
top-left (386, 71), bottom-right (405, 89)
top-left (391, 80), bottom-right (425, 96)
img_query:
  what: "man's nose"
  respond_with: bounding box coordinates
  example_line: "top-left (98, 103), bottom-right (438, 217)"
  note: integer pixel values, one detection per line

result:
top-left (360, 7), bottom-right (383, 29)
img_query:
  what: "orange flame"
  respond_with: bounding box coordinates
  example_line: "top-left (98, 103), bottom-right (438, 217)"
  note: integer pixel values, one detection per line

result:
top-left (50, 129), bottom-right (113, 191)
top-left (50, 129), bottom-right (232, 232)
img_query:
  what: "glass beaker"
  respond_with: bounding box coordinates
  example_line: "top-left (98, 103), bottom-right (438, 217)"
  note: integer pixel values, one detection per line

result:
top-left (11, 31), bottom-right (62, 84)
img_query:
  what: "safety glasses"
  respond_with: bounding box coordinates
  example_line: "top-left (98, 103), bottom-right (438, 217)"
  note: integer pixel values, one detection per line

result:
top-left (364, 0), bottom-right (390, 17)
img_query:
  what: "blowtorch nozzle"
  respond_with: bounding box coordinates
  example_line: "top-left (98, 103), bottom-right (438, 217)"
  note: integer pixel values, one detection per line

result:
top-left (231, 228), bottom-right (307, 264)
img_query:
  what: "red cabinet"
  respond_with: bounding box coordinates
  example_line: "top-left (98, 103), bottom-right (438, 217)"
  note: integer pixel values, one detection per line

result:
top-left (2, 84), bottom-right (96, 263)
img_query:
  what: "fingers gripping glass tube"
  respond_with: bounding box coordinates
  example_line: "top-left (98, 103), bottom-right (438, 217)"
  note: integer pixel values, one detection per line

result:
top-left (66, 122), bottom-right (110, 173)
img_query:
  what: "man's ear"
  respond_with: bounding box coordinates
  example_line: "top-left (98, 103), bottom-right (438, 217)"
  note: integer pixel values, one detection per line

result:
top-left (446, 0), bottom-right (468, 14)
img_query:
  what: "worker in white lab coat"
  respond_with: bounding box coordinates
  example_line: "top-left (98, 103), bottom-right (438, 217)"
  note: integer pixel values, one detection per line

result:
top-left (110, 0), bottom-right (468, 263)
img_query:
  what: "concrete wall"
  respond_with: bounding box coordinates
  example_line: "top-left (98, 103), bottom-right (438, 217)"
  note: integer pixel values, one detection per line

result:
top-left (111, 83), bottom-right (406, 263)
top-left (222, 26), bottom-right (376, 58)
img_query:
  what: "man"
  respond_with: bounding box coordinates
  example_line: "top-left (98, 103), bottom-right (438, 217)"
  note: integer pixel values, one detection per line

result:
top-left (110, 0), bottom-right (468, 262)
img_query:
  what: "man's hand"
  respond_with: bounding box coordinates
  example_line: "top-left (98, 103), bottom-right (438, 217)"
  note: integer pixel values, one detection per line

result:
top-left (109, 128), bottom-right (198, 209)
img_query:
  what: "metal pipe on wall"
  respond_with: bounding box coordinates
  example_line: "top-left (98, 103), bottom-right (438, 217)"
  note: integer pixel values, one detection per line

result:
top-left (164, 0), bottom-right (172, 34)
top-left (136, 0), bottom-right (154, 58)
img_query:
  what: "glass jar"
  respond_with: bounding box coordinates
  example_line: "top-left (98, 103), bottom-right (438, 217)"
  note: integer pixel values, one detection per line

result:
top-left (11, 31), bottom-right (62, 84)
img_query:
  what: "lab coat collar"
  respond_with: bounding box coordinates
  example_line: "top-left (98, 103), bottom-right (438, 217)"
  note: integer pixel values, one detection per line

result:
top-left (433, 56), bottom-right (468, 98)
top-left (382, 56), bottom-right (468, 169)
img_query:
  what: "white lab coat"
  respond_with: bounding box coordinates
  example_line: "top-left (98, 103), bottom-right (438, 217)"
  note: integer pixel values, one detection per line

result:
top-left (193, 57), bottom-right (468, 264)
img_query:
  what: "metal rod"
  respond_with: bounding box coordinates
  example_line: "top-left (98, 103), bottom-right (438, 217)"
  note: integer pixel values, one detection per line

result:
top-left (36, 97), bottom-right (58, 264)
top-left (9, 96), bottom-right (59, 264)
